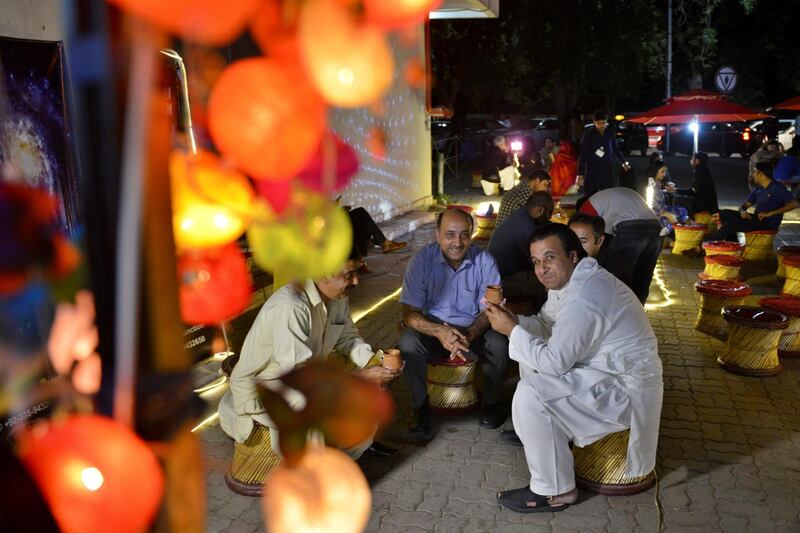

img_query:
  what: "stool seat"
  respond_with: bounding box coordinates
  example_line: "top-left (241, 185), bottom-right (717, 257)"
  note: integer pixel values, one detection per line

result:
top-left (699, 254), bottom-right (744, 281)
top-left (759, 297), bottom-right (800, 358)
top-left (226, 423), bottom-right (282, 496)
top-left (742, 229), bottom-right (778, 261)
top-left (693, 280), bottom-right (752, 340)
top-left (719, 306), bottom-right (788, 377)
top-left (672, 224), bottom-right (705, 255)
top-left (474, 214), bottom-right (496, 241)
top-left (780, 255), bottom-right (800, 297)
top-left (427, 358), bottom-right (478, 415)
top-left (573, 429), bottom-right (655, 496)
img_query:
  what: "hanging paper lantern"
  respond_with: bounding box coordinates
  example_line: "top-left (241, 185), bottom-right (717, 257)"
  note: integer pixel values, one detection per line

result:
top-left (19, 414), bottom-right (164, 533)
top-left (107, 0), bottom-right (260, 45)
top-left (248, 192), bottom-right (352, 279)
top-left (363, 0), bottom-right (443, 29)
top-left (296, 134), bottom-right (360, 193)
top-left (366, 127), bottom-right (388, 160)
top-left (254, 180), bottom-right (293, 216)
top-left (170, 149), bottom-right (254, 250)
top-left (209, 58), bottom-right (326, 180)
top-left (178, 244), bottom-right (253, 325)
top-left (262, 445), bottom-right (371, 533)
top-left (250, 0), bottom-right (301, 62)
top-left (299, 0), bottom-right (394, 108)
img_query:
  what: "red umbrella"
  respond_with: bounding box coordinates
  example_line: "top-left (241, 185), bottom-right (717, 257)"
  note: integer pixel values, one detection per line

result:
top-left (770, 96), bottom-right (800, 111)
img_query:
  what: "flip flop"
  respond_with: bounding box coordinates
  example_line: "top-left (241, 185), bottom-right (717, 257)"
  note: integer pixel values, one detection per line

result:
top-left (497, 486), bottom-right (572, 514)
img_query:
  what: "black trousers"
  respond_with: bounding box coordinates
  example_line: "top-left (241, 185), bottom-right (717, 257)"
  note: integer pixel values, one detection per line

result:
top-left (347, 207), bottom-right (387, 258)
top-left (398, 316), bottom-right (509, 409)
top-left (608, 219), bottom-right (663, 304)
top-left (705, 209), bottom-right (774, 242)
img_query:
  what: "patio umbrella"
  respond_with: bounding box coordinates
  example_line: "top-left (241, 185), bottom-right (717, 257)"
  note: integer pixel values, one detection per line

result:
top-left (769, 95), bottom-right (800, 111)
top-left (627, 89), bottom-right (771, 153)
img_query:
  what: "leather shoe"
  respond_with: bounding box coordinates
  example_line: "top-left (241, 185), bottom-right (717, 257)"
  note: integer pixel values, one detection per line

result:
top-left (500, 429), bottom-right (523, 447)
top-left (479, 403), bottom-right (507, 429)
top-left (407, 403), bottom-right (432, 440)
top-left (364, 441), bottom-right (399, 458)
top-left (381, 240), bottom-right (407, 253)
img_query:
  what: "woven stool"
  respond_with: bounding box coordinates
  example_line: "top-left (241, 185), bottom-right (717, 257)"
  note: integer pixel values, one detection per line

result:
top-left (699, 255), bottom-right (744, 281)
top-left (427, 357), bottom-right (478, 415)
top-left (781, 255), bottom-right (800, 297)
top-left (742, 229), bottom-right (778, 260)
top-left (702, 240), bottom-right (743, 257)
top-left (474, 213), bottom-right (497, 241)
top-left (672, 224), bottom-right (705, 255)
top-left (573, 429), bottom-right (655, 496)
top-left (718, 306), bottom-right (788, 377)
top-left (776, 246), bottom-right (800, 279)
top-left (693, 211), bottom-right (717, 234)
top-left (693, 280), bottom-right (752, 340)
top-left (760, 297), bottom-right (800, 358)
top-left (226, 423), bottom-right (282, 496)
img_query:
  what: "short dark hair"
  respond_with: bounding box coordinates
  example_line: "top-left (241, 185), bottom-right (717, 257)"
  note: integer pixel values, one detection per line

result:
top-left (437, 207), bottom-right (474, 232)
top-left (525, 191), bottom-right (554, 210)
top-left (693, 152), bottom-right (708, 165)
top-left (755, 161), bottom-right (774, 178)
top-left (568, 213), bottom-right (605, 239)
top-left (526, 169), bottom-right (551, 183)
top-left (529, 223), bottom-right (588, 260)
top-left (593, 109), bottom-right (608, 122)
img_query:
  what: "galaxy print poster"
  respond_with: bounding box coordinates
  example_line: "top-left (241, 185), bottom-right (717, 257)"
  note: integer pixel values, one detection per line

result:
top-left (0, 37), bottom-right (78, 229)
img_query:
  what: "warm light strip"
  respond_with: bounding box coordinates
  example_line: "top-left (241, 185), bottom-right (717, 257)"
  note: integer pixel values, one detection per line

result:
top-left (644, 261), bottom-right (674, 311)
top-left (191, 412), bottom-right (219, 433)
top-left (352, 287), bottom-right (403, 324)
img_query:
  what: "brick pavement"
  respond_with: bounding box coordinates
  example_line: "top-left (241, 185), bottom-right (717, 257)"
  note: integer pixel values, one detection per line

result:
top-left (201, 214), bottom-right (800, 533)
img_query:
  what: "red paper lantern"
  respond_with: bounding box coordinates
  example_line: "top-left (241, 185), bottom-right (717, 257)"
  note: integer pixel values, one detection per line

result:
top-left (297, 134), bottom-right (360, 193)
top-left (250, 0), bottom-right (301, 62)
top-left (208, 58), bottom-right (326, 180)
top-left (299, 0), bottom-right (394, 108)
top-left (19, 414), bottom-right (164, 533)
top-left (254, 180), bottom-right (293, 215)
top-left (178, 244), bottom-right (253, 324)
top-left (107, 0), bottom-right (260, 45)
top-left (363, 0), bottom-right (443, 29)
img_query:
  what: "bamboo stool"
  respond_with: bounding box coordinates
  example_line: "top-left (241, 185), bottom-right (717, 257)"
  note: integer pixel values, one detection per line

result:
top-left (693, 211), bottom-right (717, 235)
top-left (702, 240), bottom-right (743, 257)
top-left (226, 423), bottom-right (282, 496)
top-left (718, 306), bottom-right (788, 377)
top-left (693, 280), bottom-right (752, 340)
top-left (760, 297), bottom-right (800, 358)
top-left (474, 213), bottom-right (497, 241)
top-left (699, 255), bottom-right (744, 281)
top-left (573, 429), bottom-right (655, 496)
top-left (781, 255), bottom-right (800, 297)
top-left (672, 224), bottom-right (706, 255)
top-left (776, 246), bottom-right (800, 279)
top-left (427, 357), bottom-right (478, 415)
top-left (742, 229), bottom-right (778, 261)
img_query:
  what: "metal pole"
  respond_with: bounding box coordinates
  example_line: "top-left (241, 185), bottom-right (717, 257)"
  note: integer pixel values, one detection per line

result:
top-left (437, 151), bottom-right (444, 197)
top-left (665, 0), bottom-right (672, 153)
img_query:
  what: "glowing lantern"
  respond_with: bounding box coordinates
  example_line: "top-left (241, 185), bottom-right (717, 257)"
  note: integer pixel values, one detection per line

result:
top-left (107, 0), bottom-right (260, 45)
top-left (209, 58), bottom-right (326, 180)
top-left (19, 414), bottom-right (164, 533)
top-left (255, 180), bottom-right (294, 216)
top-left (248, 192), bottom-right (352, 279)
top-left (262, 446), bottom-right (371, 533)
top-left (251, 0), bottom-right (301, 62)
top-left (170, 149), bottom-right (254, 250)
top-left (363, 0), bottom-right (443, 29)
top-left (178, 244), bottom-right (253, 325)
top-left (366, 128), bottom-right (388, 160)
top-left (296, 134), bottom-right (360, 193)
top-left (299, 0), bottom-right (394, 108)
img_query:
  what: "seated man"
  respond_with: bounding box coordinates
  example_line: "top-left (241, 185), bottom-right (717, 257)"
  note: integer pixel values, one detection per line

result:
top-left (218, 248), bottom-right (401, 459)
top-left (485, 223), bottom-right (662, 513)
top-left (399, 208), bottom-right (510, 437)
top-left (568, 213), bottom-right (633, 289)
top-left (704, 161), bottom-right (798, 244)
top-left (488, 192), bottom-right (554, 312)
top-left (344, 206), bottom-right (406, 274)
top-left (496, 170), bottom-right (552, 225)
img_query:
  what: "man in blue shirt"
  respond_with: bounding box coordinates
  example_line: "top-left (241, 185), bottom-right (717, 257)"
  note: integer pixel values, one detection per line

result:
top-left (704, 162), bottom-right (798, 243)
top-left (399, 208), bottom-right (510, 437)
top-left (577, 109), bottom-right (631, 197)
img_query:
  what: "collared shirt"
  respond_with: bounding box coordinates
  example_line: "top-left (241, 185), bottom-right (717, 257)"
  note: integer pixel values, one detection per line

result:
top-left (497, 182), bottom-right (533, 225)
top-left (400, 243), bottom-right (500, 327)
top-left (746, 180), bottom-right (795, 229)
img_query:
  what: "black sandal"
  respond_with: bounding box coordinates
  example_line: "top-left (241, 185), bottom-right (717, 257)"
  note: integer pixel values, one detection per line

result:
top-left (497, 486), bottom-right (572, 514)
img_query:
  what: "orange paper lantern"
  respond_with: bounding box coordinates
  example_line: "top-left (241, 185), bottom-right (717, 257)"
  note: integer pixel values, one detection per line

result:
top-left (108, 0), bottom-right (260, 45)
top-left (250, 0), bottom-right (301, 61)
top-left (19, 414), bottom-right (164, 533)
top-left (262, 446), bottom-right (371, 533)
top-left (299, 0), bottom-right (394, 108)
top-left (363, 0), bottom-right (443, 29)
top-left (209, 58), bottom-right (326, 180)
top-left (170, 149), bottom-right (254, 250)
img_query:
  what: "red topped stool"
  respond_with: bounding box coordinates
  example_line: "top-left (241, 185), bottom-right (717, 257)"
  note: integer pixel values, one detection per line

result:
top-left (759, 297), bottom-right (800, 358)
top-left (672, 224), bottom-right (706, 255)
top-left (776, 245), bottom-right (800, 279)
top-left (693, 211), bottom-right (717, 235)
top-left (780, 255), bottom-right (800, 297)
top-left (693, 280), bottom-right (752, 340)
top-left (702, 240), bottom-right (743, 257)
top-left (742, 229), bottom-right (778, 261)
top-left (426, 357), bottom-right (479, 415)
top-left (474, 213), bottom-right (497, 241)
top-left (719, 306), bottom-right (788, 376)
top-left (700, 255), bottom-right (744, 281)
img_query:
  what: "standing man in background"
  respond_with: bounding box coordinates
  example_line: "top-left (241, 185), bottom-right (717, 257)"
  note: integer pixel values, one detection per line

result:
top-left (577, 109), bottom-right (630, 197)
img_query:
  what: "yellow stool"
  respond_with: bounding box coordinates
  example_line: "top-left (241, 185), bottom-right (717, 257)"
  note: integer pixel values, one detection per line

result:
top-left (672, 224), bottom-right (706, 255)
top-left (702, 240), bottom-right (743, 256)
top-left (775, 246), bottom-right (800, 278)
top-left (694, 280), bottom-right (752, 340)
top-left (427, 357), bottom-right (478, 415)
top-left (700, 254), bottom-right (744, 281)
top-left (718, 306), bottom-right (788, 376)
top-left (573, 429), bottom-right (655, 496)
top-left (760, 297), bottom-right (800, 358)
top-left (781, 255), bottom-right (800, 297)
top-left (693, 211), bottom-right (717, 234)
top-left (226, 423), bottom-right (282, 496)
top-left (742, 229), bottom-right (778, 260)
top-left (474, 214), bottom-right (496, 241)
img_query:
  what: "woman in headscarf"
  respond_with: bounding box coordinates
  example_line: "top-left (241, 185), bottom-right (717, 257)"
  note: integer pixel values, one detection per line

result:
top-left (549, 140), bottom-right (578, 197)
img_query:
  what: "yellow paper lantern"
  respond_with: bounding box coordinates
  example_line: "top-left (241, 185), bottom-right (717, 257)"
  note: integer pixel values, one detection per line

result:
top-left (299, 0), bottom-right (394, 108)
top-left (262, 446), bottom-right (371, 533)
top-left (363, 0), bottom-right (444, 29)
top-left (170, 150), bottom-right (254, 250)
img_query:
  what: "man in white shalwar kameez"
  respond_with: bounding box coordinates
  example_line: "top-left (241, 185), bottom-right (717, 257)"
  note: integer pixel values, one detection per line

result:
top-left (486, 223), bottom-right (662, 513)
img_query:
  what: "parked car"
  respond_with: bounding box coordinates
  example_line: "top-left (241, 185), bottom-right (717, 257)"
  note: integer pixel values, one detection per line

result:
top-left (748, 118), bottom-right (795, 150)
top-left (656, 121), bottom-right (760, 157)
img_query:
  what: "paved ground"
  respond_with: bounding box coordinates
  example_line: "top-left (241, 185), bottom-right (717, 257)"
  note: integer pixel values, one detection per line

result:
top-left (201, 174), bottom-right (800, 532)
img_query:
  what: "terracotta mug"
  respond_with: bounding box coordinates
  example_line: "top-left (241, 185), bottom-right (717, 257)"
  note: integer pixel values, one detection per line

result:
top-left (485, 284), bottom-right (503, 305)
top-left (382, 349), bottom-right (403, 370)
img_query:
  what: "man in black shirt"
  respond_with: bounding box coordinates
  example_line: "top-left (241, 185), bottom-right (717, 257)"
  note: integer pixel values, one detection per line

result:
top-left (568, 213), bottom-right (634, 291)
top-left (577, 109), bottom-right (630, 197)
